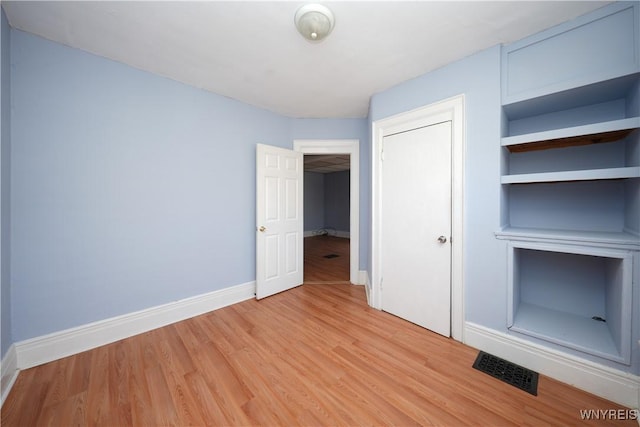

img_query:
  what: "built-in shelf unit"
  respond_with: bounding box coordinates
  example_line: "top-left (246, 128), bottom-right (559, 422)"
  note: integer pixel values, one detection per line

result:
top-left (496, 2), bottom-right (639, 365)
top-left (507, 241), bottom-right (633, 364)
top-left (497, 75), bottom-right (640, 247)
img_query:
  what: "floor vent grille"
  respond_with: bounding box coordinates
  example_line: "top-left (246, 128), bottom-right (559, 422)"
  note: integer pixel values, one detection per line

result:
top-left (472, 351), bottom-right (539, 396)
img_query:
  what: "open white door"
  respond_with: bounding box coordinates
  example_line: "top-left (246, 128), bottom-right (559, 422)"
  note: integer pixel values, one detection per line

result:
top-left (256, 144), bottom-right (304, 299)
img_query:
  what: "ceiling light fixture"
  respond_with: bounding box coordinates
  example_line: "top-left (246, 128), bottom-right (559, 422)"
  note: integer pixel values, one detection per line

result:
top-left (294, 4), bottom-right (335, 42)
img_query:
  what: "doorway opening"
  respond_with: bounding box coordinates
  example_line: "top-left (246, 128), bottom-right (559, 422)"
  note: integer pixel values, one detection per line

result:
top-left (294, 139), bottom-right (360, 285)
top-left (303, 154), bottom-right (351, 283)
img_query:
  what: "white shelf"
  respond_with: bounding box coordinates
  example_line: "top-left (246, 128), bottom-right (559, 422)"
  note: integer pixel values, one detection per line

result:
top-left (501, 166), bottom-right (640, 184)
top-left (502, 117), bottom-right (640, 148)
top-left (510, 303), bottom-right (623, 363)
top-left (496, 227), bottom-right (640, 250)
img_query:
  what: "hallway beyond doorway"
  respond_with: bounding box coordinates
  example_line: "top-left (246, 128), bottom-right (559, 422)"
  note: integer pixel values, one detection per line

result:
top-left (304, 235), bottom-right (350, 283)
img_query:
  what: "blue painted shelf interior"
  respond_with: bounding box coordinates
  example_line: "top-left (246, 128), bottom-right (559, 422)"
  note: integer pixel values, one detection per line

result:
top-left (508, 246), bottom-right (632, 364)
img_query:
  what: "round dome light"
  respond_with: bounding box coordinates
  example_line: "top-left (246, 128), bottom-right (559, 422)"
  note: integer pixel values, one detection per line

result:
top-left (294, 4), bottom-right (335, 42)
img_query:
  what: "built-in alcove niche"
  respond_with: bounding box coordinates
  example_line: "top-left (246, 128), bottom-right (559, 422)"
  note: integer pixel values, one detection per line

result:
top-left (507, 241), bottom-right (633, 364)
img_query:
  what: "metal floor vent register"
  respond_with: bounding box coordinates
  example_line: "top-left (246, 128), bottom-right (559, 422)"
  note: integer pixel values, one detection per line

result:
top-left (472, 351), bottom-right (539, 396)
top-left (323, 254), bottom-right (340, 259)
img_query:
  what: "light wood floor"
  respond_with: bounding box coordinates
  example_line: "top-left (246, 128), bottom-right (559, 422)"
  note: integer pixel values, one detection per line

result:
top-left (304, 235), bottom-right (349, 283)
top-left (2, 284), bottom-right (633, 426)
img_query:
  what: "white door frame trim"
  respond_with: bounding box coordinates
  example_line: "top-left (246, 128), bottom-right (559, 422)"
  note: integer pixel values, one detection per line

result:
top-left (371, 95), bottom-right (465, 341)
top-left (293, 139), bottom-right (360, 285)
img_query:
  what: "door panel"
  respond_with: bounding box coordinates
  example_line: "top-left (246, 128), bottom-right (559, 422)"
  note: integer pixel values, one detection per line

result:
top-left (256, 144), bottom-right (303, 299)
top-left (381, 121), bottom-right (452, 336)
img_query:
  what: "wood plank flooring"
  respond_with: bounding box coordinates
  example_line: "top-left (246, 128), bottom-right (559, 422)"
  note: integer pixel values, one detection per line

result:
top-left (2, 284), bottom-right (634, 426)
top-left (304, 235), bottom-right (350, 283)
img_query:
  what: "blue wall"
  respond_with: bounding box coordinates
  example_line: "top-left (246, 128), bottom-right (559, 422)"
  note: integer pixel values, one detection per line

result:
top-left (7, 30), bottom-right (372, 343)
top-left (324, 170), bottom-right (350, 233)
top-left (304, 171), bottom-right (324, 232)
top-left (303, 170), bottom-right (350, 235)
top-left (9, 30), bottom-right (296, 341)
top-left (1, 8), bottom-right (11, 359)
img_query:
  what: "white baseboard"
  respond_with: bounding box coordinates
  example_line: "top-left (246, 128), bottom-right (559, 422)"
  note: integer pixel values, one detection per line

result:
top-left (363, 271), bottom-right (371, 306)
top-left (465, 322), bottom-right (640, 409)
top-left (1, 344), bottom-right (18, 407)
top-left (357, 270), bottom-right (369, 286)
top-left (15, 281), bottom-right (256, 370)
top-left (304, 229), bottom-right (350, 238)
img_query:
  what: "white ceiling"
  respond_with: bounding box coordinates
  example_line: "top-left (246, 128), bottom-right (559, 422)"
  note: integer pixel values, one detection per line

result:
top-left (2, 1), bottom-right (611, 118)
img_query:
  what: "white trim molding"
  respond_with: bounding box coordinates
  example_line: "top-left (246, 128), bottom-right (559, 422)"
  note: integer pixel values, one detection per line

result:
top-left (357, 270), bottom-right (368, 288)
top-left (15, 281), bottom-right (255, 370)
top-left (465, 322), bottom-right (640, 409)
top-left (371, 95), bottom-right (465, 342)
top-left (363, 271), bottom-right (371, 306)
top-left (293, 139), bottom-right (360, 286)
top-left (1, 344), bottom-right (18, 407)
